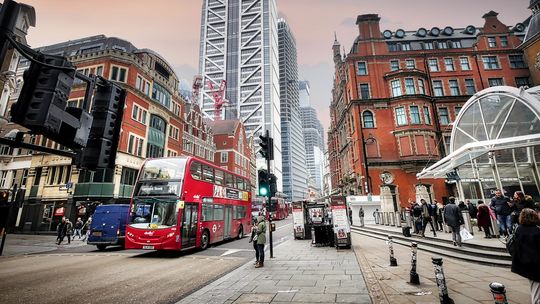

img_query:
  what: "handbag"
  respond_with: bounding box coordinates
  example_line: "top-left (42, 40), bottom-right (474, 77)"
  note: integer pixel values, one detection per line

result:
top-left (506, 226), bottom-right (519, 256)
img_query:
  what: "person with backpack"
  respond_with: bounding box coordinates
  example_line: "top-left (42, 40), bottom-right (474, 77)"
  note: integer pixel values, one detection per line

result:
top-left (444, 197), bottom-right (464, 247)
top-left (412, 201), bottom-right (422, 235)
top-left (74, 217), bottom-right (84, 240)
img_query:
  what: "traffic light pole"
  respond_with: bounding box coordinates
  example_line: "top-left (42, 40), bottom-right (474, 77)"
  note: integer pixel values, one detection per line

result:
top-left (267, 148), bottom-right (273, 259)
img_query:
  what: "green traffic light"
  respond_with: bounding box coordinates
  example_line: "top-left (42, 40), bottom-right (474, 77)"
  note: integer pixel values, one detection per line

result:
top-left (259, 187), bottom-right (269, 196)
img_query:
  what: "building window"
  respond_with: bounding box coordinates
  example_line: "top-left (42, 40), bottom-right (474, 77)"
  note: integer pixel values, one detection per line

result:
top-left (482, 56), bottom-right (500, 70)
top-left (47, 166), bottom-right (70, 186)
top-left (509, 54), bottom-right (527, 69)
top-left (488, 78), bottom-right (504, 87)
top-left (428, 59), bottom-right (439, 72)
top-left (167, 150), bottom-right (178, 157)
top-left (449, 80), bottom-right (460, 96)
top-left (433, 80), bottom-right (444, 96)
top-left (131, 104), bottom-right (147, 124)
top-left (221, 152), bottom-right (228, 163)
top-left (444, 58), bottom-right (454, 71)
top-left (438, 107), bottom-right (450, 125)
top-left (401, 43), bottom-right (411, 51)
top-left (405, 78), bottom-right (416, 95)
top-left (410, 106), bottom-right (421, 124)
top-left (406, 59), bottom-right (415, 69)
top-left (152, 82), bottom-right (172, 109)
top-left (169, 125), bottom-right (179, 140)
top-left (460, 57), bottom-right (471, 70)
top-left (171, 102), bottom-right (181, 116)
top-left (128, 134), bottom-right (144, 157)
top-left (488, 37), bottom-right (497, 48)
top-left (357, 61), bottom-right (368, 75)
top-left (390, 79), bottom-right (402, 97)
top-left (147, 144), bottom-right (164, 158)
top-left (110, 65), bottom-right (127, 82)
top-left (437, 41), bottom-right (448, 49)
top-left (395, 107), bottom-right (407, 126)
top-left (362, 111), bottom-right (375, 128)
top-left (135, 75), bottom-right (151, 96)
top-left (500, 36), bottom-right (508, 47)
top-left (451, 41), bottom-right (462, 48)
top-left (121, 168), bottom-right (139, 185)
top-left (424, 42), bottom-right (434, 50)
top-left (465, 79), bottom-right (476, 95)
top-left (418, 79), bottom-right (426, 94)
top-left (423, 106), bottom-right (431, 125)
top-left (455, 106), bottom-right (462, 117)
top-left (359, 84), bottom-right (370, 99)
top-left (515, 77), bottom-right (531, 87)
top-left (390, 60), bottom-right (399, 71)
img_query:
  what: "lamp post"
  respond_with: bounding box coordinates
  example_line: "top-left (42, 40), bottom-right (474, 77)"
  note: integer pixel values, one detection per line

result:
top-left (347, 134), bottom-right (375, 195)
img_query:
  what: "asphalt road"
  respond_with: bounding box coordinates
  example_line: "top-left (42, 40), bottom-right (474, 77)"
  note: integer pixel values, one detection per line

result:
top-left (0, 217), bottom-right (293, 304)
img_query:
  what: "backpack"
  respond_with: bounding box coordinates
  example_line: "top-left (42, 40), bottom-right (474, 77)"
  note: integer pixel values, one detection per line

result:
top-left (413, 205), bottom-right (422, 217)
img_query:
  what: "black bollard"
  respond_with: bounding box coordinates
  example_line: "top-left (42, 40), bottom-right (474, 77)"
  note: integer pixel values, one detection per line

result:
top-left (432, 257), bottom-right (454, 304)
top-left (388, 235), bottom-right (398, 266)
top-left (489, 282), bottom-right (508, 304)
top-left (409, 242), bottom-right (420, 284)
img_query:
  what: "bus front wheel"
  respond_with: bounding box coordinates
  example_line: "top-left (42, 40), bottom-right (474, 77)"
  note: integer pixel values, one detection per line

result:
top-left (201, 230), bottom-right (210, 250)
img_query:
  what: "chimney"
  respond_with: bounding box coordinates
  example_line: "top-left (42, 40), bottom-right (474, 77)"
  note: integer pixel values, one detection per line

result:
top-left (356, 14), bottom-right (382, 40)
top-left (481, 11), bottom-right (507, 33)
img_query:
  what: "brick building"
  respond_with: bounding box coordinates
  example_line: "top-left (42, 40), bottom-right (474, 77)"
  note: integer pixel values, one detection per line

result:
top-left (328, 12), bottom-right (530, 210)
top-left (0, 35), bottom-right (187, 232)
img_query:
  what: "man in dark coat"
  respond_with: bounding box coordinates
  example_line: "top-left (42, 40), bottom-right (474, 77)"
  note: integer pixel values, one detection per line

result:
top-left (490, 189), bottom-right (513, 237)
top-left (443, 197), bottom-right (464, 247)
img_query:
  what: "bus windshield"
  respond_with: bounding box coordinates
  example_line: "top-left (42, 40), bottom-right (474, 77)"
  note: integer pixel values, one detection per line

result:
top-left (130, 197), bottom-right (179, 229)
top-left (140, 158), bottom-right (187, 180)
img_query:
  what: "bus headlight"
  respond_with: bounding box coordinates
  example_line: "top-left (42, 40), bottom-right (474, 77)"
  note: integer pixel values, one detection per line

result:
top-left (166, 232), bottom-right (175, 238)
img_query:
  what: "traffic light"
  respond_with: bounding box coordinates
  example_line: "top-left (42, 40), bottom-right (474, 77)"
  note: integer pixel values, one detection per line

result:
top-left (10, 53), bottom-right (93, 149)
top-left (269, 174), bottom-right (277, 198)
top-left (74, 77), bottom-right (126, 170)
top-left (258, 169), bottom-right (270, 197)
top-left (0, 190), bottom-right (9, 206)
top-left (259, 132), bottom-right (274, 161)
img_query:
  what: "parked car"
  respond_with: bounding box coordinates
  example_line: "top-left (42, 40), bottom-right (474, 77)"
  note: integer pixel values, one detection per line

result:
top-left (87, 204), bottom-right (130, 250)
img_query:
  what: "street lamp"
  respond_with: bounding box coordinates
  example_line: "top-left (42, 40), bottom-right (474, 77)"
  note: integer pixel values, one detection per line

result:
top-left (347, 134), bottom-right (376, 195)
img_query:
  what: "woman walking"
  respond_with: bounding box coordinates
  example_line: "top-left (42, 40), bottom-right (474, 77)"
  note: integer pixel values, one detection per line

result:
top-left (249, 219), bottom-right (259, 265)
top-left (476, 200), bottom-right (492, 238)
top-left (255, 215), bottom-right (266, 268)
top-left (509, 208), bottom-right (540, 304)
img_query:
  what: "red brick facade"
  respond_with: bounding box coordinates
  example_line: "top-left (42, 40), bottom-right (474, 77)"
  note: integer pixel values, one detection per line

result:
top-left (328, 12), bottom-right (530, 207)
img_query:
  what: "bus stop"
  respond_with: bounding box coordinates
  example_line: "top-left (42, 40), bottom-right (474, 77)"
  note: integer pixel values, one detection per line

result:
top-left (417, 86), bottom-right (540, 201)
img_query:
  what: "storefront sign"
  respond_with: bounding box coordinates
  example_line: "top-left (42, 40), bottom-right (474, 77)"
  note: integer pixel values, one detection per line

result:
top-left (54, 207), bottom-right (65, 216)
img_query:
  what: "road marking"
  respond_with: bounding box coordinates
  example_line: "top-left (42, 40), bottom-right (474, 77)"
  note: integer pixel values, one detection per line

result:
top-left (220, 249), bottom-right (243, 256)
top-left (275, 223), bottom-right (292, 231)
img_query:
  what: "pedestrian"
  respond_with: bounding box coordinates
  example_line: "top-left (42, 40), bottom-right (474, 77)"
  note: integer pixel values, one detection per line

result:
top-left (421, 199), bottom-right (436, 237)
top-left (443, 197), bottom-right (464, 247)
top-left (435, 200), bottom-right (444, 231)
top-left (412, 201), bottom-right (422, 234)
top-left (467, 200), bottom-right (477, 219)
top-left (255, 215), bottom-right (266, 268)
top-left (490, 189), bottom-right (514, 237)
top-left (74, 217), bottom-right (83, 239)
top-left (373, 208), bottom-right (379, 224)
top-left (358, 207), bottom-right (365, 227)
top-left (65, 219), bottom-right (73, 244)
top-left (508, 208), bottom-right (540, 304)
top-left (476, 200), bottom-right (492, 238)
top-left (348, 207), bottom-right (353, 225)
top-left (56, 217), bottom-right (67, 245)
top-left (82, 216), bottom-right (92, 241)
top-left (458, 200), bottom-right (467, 212)
top-left (249, 220), bottom-right (259, 265)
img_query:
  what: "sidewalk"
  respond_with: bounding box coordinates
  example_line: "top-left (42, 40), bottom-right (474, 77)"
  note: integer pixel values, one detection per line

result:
top-left (0, 233), bottom-right (88, 256)
top-left (351, 233), bottom-right (530, 304)
top-left (177, 239), bottom-right (372, 304)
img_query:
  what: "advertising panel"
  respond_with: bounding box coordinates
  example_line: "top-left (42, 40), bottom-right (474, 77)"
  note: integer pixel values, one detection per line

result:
top-left (330, 196), bottom-right (350, 239)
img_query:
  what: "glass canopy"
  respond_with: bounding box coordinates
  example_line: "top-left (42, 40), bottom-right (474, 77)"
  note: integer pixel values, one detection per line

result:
top-left (418, 86), bottom-right (540, 199)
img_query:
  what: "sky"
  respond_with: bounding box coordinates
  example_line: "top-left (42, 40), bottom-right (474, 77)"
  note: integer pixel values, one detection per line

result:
top-left (20, 0), bottom-right (531, 132)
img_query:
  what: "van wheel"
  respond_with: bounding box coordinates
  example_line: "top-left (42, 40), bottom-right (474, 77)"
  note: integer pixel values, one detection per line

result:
top-left (237, 225), bottom-right (244, 239)
top-left (201, 230), bottom-right (210, 250)
top-left (97, 245), bottom-right (107, 251)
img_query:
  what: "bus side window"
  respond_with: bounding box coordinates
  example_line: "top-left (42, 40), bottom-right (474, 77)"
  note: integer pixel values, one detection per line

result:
top-left (215, 169), bottom-right (224, 185)
top-left (225, 173), bottom-right (234, 188)
top-left (203, 165), bottom-right (214, 183)
top-left (213, 204), bottom-right (224, 221)
top-left (190, 162), bottom-right (202, 180)
top-left (202, 204), bottom-right (213, 222)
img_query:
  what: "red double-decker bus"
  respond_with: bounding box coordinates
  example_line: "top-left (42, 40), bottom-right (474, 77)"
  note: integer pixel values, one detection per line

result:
top-left (125, 156), bottom-right (252, 251)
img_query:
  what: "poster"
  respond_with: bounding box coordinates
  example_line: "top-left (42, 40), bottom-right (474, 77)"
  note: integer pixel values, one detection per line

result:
top-left (309, 207), bottom-right (323, 224)
top-left (292, 207), bottom-right (304, 234)
top-left (331, 196), bottom-right (350, 238)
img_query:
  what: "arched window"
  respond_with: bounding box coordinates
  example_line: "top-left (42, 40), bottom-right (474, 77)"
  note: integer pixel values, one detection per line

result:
top-left (363, 111), bottom-right (375, 128)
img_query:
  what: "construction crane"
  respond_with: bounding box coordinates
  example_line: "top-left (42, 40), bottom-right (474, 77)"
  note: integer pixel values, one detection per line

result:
top-left (191, 75), bottom-right (203, 105)
top-left (207, 79), bottom-right (228, 121)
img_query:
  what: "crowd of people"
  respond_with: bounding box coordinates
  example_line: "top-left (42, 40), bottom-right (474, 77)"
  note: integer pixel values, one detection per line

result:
top-left (56, 216), bottom-right (92, 245)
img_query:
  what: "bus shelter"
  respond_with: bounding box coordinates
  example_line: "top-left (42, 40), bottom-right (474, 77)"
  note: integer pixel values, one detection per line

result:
top-left (417, 86), bottom-right (540, 201)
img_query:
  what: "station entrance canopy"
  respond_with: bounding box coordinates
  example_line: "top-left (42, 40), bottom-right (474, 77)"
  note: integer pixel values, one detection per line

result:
top-left (417, 86), bottom-right (540, 196)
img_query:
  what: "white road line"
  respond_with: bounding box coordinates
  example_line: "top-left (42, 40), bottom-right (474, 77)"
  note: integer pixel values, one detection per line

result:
top-left (275, 223), bottom-right (292, 231)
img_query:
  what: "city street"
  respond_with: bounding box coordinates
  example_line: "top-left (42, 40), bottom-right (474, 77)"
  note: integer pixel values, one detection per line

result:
top-left (0, 217), bottom-right (293, 304)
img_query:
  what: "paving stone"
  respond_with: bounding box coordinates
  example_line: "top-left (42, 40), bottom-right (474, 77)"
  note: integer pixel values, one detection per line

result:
top-left (324, 274), bottom-right (352, 281)
top-left (336, 294), bottom-right (372, 304)
top-left (276, 280), bottom-right (316, 287)
top-left (234, 293), bottom-right (276, 303)
top-left (272, 292), bottom-right (296, 302)
top-left (291, 293), bottom-right (336, 303)
top-left (291, 274), bottom-right (325, 281)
